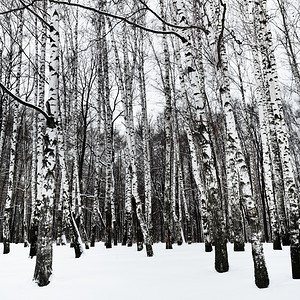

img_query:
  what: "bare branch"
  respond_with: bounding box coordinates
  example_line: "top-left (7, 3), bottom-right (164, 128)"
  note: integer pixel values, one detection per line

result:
top-left (48, 0), bottom-right (188, 42)
top-left (217, 0), bottom-right (226, 69)
top-left (138, 0), bottom-right (209, 34)
top-left (0, 0), bottom-right (39, 15)
top-left (0, 81), bottom-right (50, 121)
top-left (20, 0), bottom-right (52, 29)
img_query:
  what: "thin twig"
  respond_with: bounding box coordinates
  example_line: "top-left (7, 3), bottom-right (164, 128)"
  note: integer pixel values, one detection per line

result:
top-left (48, 0), bottom-right (188, 42)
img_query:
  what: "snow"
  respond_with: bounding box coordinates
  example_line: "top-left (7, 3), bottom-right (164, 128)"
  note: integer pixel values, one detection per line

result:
top-left (0, 242), bottom-right (298, 300)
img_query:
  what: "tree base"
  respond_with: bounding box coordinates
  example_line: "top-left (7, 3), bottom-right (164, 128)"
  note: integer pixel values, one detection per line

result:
top-left (282, 233), bottom-right (290, 246)
top-left (166, 242), bottom-right (173, 249)
top-left (234, 242), bottom-right (245, 252)
top-left (3, 241), bottom-right (10, 254)
top-left (137, 242), bottom-right (143, 251)
top-left (252, 243), bottom-right (269, 288)
top-left (291, 244), bottom-right (300, 279)
top-left (205, 242), bottom-right (213, 252)
top-left (273, 237), bottom-right (282, 250)
top-left (105, 242), bottom-right (112, 249)
top-left (74, 243), bottom-right (83, 258)
top-left (215, 242), bottom-right (229, 273)
top-left (146, 244), bottom-right (153, 257)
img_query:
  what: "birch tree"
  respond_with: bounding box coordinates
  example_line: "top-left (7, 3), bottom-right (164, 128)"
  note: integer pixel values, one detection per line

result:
top-left (30, 0), bottom-right (47, 258)
top-left (250, 0), bottom-right (300, 279)
top-left (2, 9), bottom-right (24, 254)
top-left (33, 5), bottom-right (59, 286)
top-left (204, 0), bottom-right (269, 287)
top-left (109, 11), bottom-right (153, 256)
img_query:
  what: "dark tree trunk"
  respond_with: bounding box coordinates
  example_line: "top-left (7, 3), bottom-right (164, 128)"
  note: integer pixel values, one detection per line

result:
top-left (252, 242), bottom-right (270, 288)
top-left (290, 244), bottom-right (300, 279)
top-left (214, 240), bottom-right (229, 273)
top-left (273, 232), bottom-right (282, 250)
top-left (29, 224), bottom-right (39, 258)
top-left (90, 225), bottom-right (97, 247)
top-left (70, 213), bottom-right (84, 258)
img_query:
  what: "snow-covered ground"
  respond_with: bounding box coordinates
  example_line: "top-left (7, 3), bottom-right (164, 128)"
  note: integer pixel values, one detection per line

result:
top-left (0, 242), bottom-right (298, 300)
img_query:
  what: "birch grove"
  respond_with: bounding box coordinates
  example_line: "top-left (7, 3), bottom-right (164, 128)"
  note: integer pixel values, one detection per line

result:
top-left (0, 0), bottom-right (299, 288)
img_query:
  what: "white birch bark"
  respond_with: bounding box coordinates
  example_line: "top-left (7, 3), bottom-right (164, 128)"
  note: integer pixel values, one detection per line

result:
top-left (172, 87), bottom-right (192, 243)
top-left (30, 0), bottom-right (47, 258)
top-left (205, 0), bottom-right (268, 287)
top-left (252, 0), bottom-right (300, 278)
top-left (123, 147), bottom-right (133, 246)
top-left (252, 1), bottom-right (289, 245)
top-left (171, 111), bottom-right (183, 245)
top-left (276, 0), bottom-right (300, 100)
top-left (159, 0), bottom-right (175, 250)
top-left (69, 6), bottom-right (89, 250)
top-left (110, 19), bottom-right (153, 256)
top-left (173, 0), bottom-right (222, 254)
top-left (138, 34), bottom-right (153, 245)
top-left (248, 17), bottom-right (281, 249)
top-left (3, 10), bottom-right (24, 254)
top-left (33, 5), bottom-right (59, 286)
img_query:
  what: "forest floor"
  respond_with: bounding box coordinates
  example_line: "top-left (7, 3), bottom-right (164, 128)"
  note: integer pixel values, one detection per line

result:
top-left (0, 241), bottom-right (298, 299)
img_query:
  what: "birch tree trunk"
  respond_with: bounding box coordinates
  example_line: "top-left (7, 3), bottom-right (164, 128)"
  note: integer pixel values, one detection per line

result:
top-left (30, 0), bottom-right (47, 258)
top-left (138, 29), bottom-right (153, 246)
top-left (252, 0), bottom-right (300, 278)
top-left (103, 19), bottom-right (114, 248)
top-left (33, 5), bottom-right (59, 286)
top-left (276, 0), bottom-right (300, 100)
top-left (3, 10), bottom-right (24, 254)
top-left (110, 17), bottom-right (153, 256)
top-left (250, 25), bottom-right (281, 250)
top-left (70, 5), bottom-right (89, 250)
top-left (172, 93), bottom-right (192, 244)
top-left (122, 147), bottom-right (133, 247)
top-left (171, 1), bottom-right (212, 251)
top-left (205, 0), bottom-right (268, 287)
top-left (159, 0), bottom-right (174, 250)
top-left (174, 0), bottom-right (228, 264)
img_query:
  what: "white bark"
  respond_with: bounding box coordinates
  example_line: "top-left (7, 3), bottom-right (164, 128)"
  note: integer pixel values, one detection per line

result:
top-left (206, 0), bottom-right (268, 286)
top-left (3, 10), bottom-right (24, 254)
top-left (110, 19), bottom-right (153, 256)
top-left (30, 0), bottom-right (47, 258)
top-left (34, 5), bottom-right (59, 286)
top-left (251, 0), bottom-right (300, 278)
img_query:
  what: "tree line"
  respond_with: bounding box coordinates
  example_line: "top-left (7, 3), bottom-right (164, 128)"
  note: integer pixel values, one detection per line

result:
top-left (0, 0), bottom-right (300, 289)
